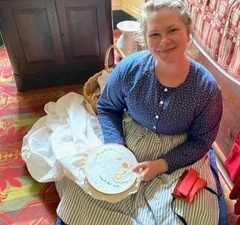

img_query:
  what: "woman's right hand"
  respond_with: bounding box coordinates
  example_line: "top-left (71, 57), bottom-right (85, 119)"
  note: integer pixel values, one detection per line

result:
top-left (133, 158), bottom-right (168, 181)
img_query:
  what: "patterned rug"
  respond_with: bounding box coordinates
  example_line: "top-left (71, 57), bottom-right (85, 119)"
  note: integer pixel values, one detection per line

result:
top-left (0, 47), bottom-right (83, 225)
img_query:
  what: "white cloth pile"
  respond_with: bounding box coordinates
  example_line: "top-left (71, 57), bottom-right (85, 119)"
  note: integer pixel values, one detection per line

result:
top-left (21, 92), bottom-right (103, 186)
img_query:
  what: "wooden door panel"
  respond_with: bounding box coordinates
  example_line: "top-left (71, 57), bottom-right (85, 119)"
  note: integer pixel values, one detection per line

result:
top-left (0, 0), bottom-right (65, 74)
top-left (16, 8), bottom-right (55, 63)
top-left (67, 6), bottom-right (99, 56)
top-left (56, 0), bottom-right (113, 70)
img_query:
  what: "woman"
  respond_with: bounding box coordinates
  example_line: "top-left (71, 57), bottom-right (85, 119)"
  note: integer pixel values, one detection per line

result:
top-left (56, 0), bottom-right (227, 224)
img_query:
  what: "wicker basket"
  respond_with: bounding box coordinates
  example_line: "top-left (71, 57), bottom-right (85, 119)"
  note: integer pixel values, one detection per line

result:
top-left (83, 45), bottom-right (125, 114)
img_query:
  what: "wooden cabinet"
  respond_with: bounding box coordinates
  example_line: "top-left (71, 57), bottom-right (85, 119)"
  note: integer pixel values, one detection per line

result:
top-left (0, 0), bottom-right (113, 91)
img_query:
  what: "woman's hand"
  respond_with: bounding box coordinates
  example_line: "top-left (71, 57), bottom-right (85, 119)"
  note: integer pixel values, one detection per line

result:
top-left (133, 158), bottom-right (169, 181)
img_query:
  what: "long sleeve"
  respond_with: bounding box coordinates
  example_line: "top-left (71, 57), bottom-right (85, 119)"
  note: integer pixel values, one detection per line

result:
top-left (97, 60), bottom-right (127, 144)
top-left (162, 83), bottom-right (222, 173)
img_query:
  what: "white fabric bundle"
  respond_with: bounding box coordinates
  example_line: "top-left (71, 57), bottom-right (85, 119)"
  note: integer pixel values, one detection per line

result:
top-left (21, 92), bottom-right (103, 185)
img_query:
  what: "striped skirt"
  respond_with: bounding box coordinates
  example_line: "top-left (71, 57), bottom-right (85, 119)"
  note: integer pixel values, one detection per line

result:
top-left (55, 116), bottom-right (219, 225)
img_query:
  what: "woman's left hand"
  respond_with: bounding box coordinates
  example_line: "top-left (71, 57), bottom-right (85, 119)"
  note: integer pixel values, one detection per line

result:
top-left (133, 158), bottom-right (168, 181)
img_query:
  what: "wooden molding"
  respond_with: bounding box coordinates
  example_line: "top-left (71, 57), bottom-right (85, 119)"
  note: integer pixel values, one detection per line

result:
top-left (112, 0), bottom-right (142, 18)
top-left (112, 0), bottom-right (122, 10)
top-left (192, 37), bottom-right (240, 159)
top-left (121, 0), bottom-right (142, 18)
top-left (212, 141), bottom-right (234, 190)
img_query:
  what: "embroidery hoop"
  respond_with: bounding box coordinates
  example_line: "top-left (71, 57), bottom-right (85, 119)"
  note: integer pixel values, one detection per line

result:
top-left (85, 144), bottom-right (138, 195)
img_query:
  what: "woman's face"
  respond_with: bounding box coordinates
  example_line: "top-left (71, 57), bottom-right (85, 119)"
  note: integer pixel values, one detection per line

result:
top-left (146, 8), bottom-right (190, 64)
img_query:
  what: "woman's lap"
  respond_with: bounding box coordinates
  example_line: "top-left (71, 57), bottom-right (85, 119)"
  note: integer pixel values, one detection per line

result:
top-left (55, 118), bottom-right (221, 225)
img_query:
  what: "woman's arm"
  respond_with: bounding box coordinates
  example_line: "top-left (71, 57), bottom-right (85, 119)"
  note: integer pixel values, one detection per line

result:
top-left (97, 62), bottom-right (127, 144)
top-left (162, 83), bottom-right (223, 174)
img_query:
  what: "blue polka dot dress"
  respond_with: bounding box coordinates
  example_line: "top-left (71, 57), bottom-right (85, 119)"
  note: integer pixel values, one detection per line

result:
top-left (98, 50), bottom-right (222, 173)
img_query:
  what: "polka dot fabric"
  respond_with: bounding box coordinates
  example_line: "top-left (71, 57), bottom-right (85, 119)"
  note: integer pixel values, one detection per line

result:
top-left (97, 50), bottom-right (222, 173)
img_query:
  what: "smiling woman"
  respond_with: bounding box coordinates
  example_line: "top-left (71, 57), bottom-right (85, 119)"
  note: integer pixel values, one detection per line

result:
top-left (145, 9), bottom-right (190, 87)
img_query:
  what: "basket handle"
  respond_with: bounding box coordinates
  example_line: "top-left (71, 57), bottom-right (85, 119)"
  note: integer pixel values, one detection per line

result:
top-left (104, 45), bottom-right (125, 71)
